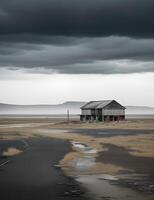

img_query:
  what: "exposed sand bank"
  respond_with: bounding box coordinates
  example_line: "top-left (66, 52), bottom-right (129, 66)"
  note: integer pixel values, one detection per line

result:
top-left (41, 118), bottom-right (154, 130)
top-left (0, 117), bottom-right (154, 198)
top-left (0, 118), bottom-right (154, 175)
top-left (1, 147), bottom-right (22, 157)
top-left (0, 117), bottom-right (154, 130)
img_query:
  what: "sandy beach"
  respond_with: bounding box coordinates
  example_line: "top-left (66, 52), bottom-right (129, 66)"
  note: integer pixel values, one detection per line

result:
top-left (0, 116), bottom-right (154, 200)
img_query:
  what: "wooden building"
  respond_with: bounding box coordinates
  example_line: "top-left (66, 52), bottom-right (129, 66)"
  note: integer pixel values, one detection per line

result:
top-left (80, 100), bottom-right (125, 122)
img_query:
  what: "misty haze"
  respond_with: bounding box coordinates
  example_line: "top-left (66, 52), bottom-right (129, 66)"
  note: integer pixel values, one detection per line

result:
top-left (0, 102), bottom-right (154, 116)
top-left (0, 1), bottom-right (154, 200)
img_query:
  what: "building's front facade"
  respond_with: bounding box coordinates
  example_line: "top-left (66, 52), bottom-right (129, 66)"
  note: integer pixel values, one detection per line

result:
top-left (80, 100), bottom-right (125, 122)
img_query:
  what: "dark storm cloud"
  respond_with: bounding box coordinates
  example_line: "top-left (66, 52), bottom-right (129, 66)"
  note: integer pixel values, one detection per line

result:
top-left (0, 0), bottom-right (154, 75)
top-left (57, 61), bottom-right (154, 74)
top-left (1, 36), bottom-right (154, 59)
top-left (0, 41), bottom-right (43, 55)
top-left (0, 0), bottom-right (154, 38)
top-left (0, 36), bottom-right (154, 74)
top-left (0, 34), bottom-right (80, 46)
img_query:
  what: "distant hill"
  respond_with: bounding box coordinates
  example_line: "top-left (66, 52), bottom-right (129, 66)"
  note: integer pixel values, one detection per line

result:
top-left (0, 101), bottom-right (86, 115)
top-left (0, 102), bottom-right (154, 115)
top-left (125, 106), bottom-right (154, 115)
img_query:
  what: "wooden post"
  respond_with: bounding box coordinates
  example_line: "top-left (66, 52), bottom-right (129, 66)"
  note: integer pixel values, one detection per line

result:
top-left (67, 109), bottom-right (69, 122)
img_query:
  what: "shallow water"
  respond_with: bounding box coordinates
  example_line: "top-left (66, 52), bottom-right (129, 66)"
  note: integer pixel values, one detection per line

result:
top-left (71, 141), bottom-right (97, 171)
top-left (72, 141), bottom-right (87, 149)
top-left (0, 123), bottom-right (32, 128)
top-left (71, 156), bottom-right (96, 171)
top-left (76, 175), bottom-right (150, 200)
top-left (71, 141), bottom-right (97, 154)
top-left (0, 123), bottom-right (50, 128)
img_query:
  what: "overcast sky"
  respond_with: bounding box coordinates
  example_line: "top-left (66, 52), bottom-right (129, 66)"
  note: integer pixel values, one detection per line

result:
top-left (0, 0), bottom-right (154, 106)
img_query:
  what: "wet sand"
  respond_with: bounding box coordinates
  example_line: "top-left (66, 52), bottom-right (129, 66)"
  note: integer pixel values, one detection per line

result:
top-left (0, 116), bottom-right (154, 130)
top-left (0, 117), bottom-right (154, 200)
top-left (76, 175), bottom-right (149, 200)
top-left (97, 143), bottom-right (154, 176)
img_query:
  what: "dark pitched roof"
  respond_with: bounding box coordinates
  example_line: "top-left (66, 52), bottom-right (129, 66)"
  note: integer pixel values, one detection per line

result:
top-left (81, 100), bottom-right (125, 109)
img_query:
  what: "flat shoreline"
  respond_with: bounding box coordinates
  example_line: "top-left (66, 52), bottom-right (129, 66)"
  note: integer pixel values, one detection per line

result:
top-left (0, 117), bottom-right (154, 200)
top-left (0, 116), bottom-right (154, 130)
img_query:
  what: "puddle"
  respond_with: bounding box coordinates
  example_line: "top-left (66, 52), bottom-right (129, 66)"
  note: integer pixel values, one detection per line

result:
top-left (70, 141), bottom-right (98, 172)
top-left (71, 141), bottom-right (97, 154)
top-left (71, 156), bottom-right (96, 171)
top-left (76, 175), bottom-right (149, 200)
top-left (72, 141), bottom-right (87, 149)
top-left (0, 123), bottom-right (51, 129)
top-left (118, 173), bottom-right (148, 180)
top-left (0, 123), bottom-right (37, 128)
top-left (0, 124), bottom-right (30, 128)
top-left (97, 132), bottom-right (110, 135)
top-left (70, 141), bottom-right (98, 171)
top-left (98, 174), bottom-right (118, 181)
top-left (85, 148), bottom-right (97, 154)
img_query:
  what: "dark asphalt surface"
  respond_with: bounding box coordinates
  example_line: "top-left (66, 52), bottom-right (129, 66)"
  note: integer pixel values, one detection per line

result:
top-left (0, 137), bottom-right (88, 200)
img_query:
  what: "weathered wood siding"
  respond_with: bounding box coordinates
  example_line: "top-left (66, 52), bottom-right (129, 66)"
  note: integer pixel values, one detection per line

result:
top-left (102, 109), bottom-right (125, 116)
top-left (81, 109), bottom-right (91, 115)
top-left (80, 100), bottom-right (125, 122)
top-left (82, 109), bottom-right (124, 116)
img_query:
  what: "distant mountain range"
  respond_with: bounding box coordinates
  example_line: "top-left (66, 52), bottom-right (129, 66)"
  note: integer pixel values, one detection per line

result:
top-left (0, 101), bottom-right (85, 115)
top-left (0, 102), bottom-right (154, 115)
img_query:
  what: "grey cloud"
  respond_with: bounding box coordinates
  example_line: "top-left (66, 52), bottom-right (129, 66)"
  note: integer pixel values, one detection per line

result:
top-left (5, 60), bottom-right (154, 75)
top-left (0, 42), bottom-right (43, 55)
top-left (0, 34), bottom-right (80, 46)
top-left (0, 36), bottom-right (154, 74)
top-left (57, 61), bottom-right (154, 74)
top-left (0, 0), bottom-right (154, 38)
top-left (0, 0), bottom-right (154, 75)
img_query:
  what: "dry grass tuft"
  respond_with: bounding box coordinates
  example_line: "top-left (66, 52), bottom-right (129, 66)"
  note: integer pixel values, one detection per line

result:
top-left (2, 147), bottom-right (22, 157)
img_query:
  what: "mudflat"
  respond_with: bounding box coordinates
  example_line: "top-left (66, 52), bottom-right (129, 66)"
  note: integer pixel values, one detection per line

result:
top-left (0, 116), bottom-right (154, 200)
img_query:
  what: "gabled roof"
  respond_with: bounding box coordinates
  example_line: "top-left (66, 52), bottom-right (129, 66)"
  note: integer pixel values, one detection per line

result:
top-left (81, 100), bottom-right (125, 109)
